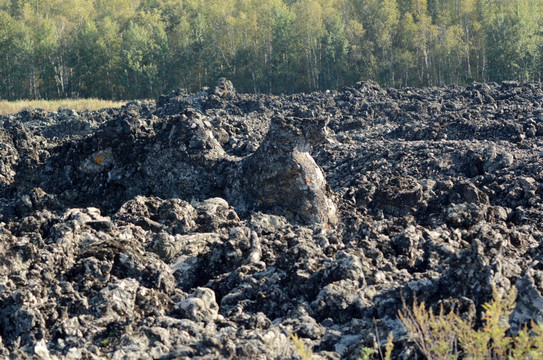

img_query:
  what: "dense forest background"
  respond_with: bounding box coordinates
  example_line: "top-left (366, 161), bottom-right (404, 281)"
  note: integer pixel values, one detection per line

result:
top-left (0, 0), bottom-right (541, 100)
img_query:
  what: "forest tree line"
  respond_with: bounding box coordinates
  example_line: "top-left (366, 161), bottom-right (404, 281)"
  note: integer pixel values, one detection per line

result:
top-left (0, 0), bottom-right (541, 100)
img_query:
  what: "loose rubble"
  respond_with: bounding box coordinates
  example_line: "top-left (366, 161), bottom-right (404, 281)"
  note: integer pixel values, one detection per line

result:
top-left (1, 79), bottom-right (543, 359)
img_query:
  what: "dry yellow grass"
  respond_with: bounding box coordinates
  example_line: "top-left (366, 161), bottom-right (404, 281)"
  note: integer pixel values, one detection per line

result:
top-left (0, 99), bottom-right (127, 115)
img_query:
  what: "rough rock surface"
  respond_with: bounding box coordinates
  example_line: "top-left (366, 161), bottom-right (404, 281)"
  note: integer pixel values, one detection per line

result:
top-left (1, 79), bottom-right (543, 359)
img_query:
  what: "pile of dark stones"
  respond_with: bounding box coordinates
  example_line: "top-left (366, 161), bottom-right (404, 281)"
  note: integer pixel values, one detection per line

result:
top-left (1, 78), bottom-right (543, 359)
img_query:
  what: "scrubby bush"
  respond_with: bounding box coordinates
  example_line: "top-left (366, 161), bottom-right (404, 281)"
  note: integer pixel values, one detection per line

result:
top-left (399, 286), bottom-right (543, 359)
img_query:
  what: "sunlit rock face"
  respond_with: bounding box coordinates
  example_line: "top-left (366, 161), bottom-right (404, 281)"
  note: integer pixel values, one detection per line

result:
top-left (230, 114), bottom-right (337, 226)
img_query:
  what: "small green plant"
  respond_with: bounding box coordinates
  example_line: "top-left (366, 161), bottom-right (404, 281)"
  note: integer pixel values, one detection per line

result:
top-left (399, 286), bottom-right (543, 359)
top-left (358, 347), bottom-right (376, 360)
top-left (357, 330), bottom-right (394, 360)
top-left (100, 338), bottom-right (111, 347)
top-left (291, 333), bottom-right (313, 360)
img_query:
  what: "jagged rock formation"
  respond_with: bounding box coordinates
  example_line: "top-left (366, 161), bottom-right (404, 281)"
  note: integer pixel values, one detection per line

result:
top-left (1, 80), bottom-right (543, 359)
top-left (228, 114), bottom-right (337, 226)
top-left (3, 95), bottom-right (333, 225)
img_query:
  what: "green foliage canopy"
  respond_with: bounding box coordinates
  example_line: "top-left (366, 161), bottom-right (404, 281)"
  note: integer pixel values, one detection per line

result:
top-left (0, 0), bottom-right (541, 100)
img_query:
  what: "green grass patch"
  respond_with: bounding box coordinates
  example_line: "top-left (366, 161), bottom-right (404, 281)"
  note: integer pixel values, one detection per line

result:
top-left (0, 99), bottom-right (128, 115)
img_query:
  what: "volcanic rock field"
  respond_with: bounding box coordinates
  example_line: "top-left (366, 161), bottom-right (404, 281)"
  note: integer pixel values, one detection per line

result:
top-left (1, 79), bottom-right (543, 359)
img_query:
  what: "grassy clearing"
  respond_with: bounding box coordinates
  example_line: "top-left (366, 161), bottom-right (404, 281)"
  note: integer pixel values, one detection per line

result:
top-left (0, 99), bottom-right (127, 115)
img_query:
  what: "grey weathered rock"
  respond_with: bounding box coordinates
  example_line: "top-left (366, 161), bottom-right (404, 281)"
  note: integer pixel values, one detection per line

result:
top-left (172, 287), bottom-right (219, 323)
top-left (511, 267), bottom-right (543, 331)
top-left (1, 80), bottom-right (543, 359)
top-left (229, 115), bottom-right (337, 226)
